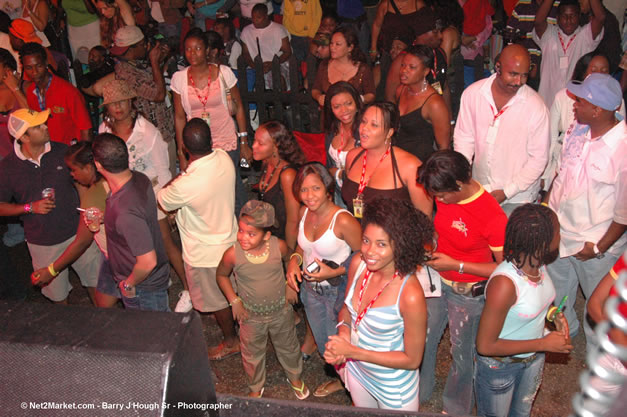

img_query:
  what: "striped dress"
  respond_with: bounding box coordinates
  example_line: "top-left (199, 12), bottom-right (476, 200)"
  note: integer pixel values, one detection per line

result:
top-left (345, 262), bottom-right (419, 409)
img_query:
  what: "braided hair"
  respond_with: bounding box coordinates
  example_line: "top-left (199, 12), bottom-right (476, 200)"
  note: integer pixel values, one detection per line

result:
top-left (504, 204), bottom-right (556, 269)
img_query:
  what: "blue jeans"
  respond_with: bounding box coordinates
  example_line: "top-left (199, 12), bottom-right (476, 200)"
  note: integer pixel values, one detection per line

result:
top-left (545, 253), bottom-right (618, 348)
top-left (121, 287), bottom-right (170, 312)
top-left (475, 353), bottom-right (545, 417)
top-left (419, 281), bottom-right (485, 414)
top-left (226, 148), bottom-right (247, 216)
top-left (300, 277), bottom-right (346, 356)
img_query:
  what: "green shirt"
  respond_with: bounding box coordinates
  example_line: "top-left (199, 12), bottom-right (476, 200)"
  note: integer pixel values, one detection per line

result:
top-left (63, 0), bottom-right (99, 27)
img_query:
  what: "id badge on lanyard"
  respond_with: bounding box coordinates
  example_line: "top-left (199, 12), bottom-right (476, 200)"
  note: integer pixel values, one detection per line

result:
top-left (201, 112), bottom-right (210, 127)
top-left (559, 56), bottom-right (569, 69)
top-left (350, 326), bottom-right (359, 346)
top-left (353, 194), bottom-right (364, 218)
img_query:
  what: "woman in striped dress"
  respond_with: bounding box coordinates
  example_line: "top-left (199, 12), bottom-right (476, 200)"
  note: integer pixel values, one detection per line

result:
top-left (324, 197), bottom-right (431, 411)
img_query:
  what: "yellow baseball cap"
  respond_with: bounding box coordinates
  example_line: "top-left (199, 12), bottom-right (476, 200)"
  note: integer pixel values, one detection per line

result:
top-left (8, 108), bottom-right (51, 139)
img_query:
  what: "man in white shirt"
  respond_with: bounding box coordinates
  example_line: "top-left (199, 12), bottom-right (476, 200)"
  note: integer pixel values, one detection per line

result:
top-left (533, 0), bottom-right (605, 107)
top-left (240, 3), bottom-right (292, 89)
top-left (546, 73), bottom-right (626, 349)
top-left (157, 118), bottom-right (240, 361)
top-left (454, 44), bottom-right (550, 216)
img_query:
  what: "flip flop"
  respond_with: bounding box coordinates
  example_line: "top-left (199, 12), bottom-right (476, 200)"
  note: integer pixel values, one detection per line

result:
top-left (313, 379), bottom-right (344, 397)
top-left (248, 387), bottom-right (264, 398)
top-left (287, 379), bottom-right (310, 400)
top-left (207, 342), bottom-right (241, 360)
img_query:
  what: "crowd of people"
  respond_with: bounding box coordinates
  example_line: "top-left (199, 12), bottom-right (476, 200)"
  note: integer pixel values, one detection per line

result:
top-left (0, 0), bottom-right (626, 415)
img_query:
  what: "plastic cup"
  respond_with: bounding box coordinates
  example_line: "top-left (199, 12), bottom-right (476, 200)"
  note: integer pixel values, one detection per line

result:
top-left (85, 207), bottom-right (102, 232)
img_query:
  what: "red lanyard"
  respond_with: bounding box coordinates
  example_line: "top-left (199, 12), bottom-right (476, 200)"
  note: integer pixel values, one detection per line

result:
top-left (557, 31), bottom-right (577, 55)
top-left (339, 124), bottom-right (349, 150)
top-left (189, 71), bottom-right (212, 110)
top-left (357, 147), bottom-right (391, 196)
top-left (431, 48), bottom-right (437, 79)
top-left (354, 269), bottom-right (399, 330)
top-left (489, 104), bottom-right (509, 125)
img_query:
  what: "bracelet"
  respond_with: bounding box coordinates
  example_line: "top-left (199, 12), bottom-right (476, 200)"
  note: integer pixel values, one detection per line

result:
top-left (290, 252), bottom-right (303, 266)
top-left (369, 49), bottom-right (377, 53)
top-left (540, 202), bottom-right (548, 207)
top-left (229, 296), bottom-right (242, 306)
top-left (48, 263), bottom-right (59, 277)
top-left (458, 262), bottom-right (464, 275)
top-left (24, 202), bottom-right (33, 214)
top-left (237, 132), bottom-right (248, 138)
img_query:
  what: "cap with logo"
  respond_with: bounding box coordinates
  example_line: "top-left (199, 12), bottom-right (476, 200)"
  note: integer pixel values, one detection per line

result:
top-left (566, 73), bottom-right (622, 111)
top-left (8, 108), bottom-right (50, 139)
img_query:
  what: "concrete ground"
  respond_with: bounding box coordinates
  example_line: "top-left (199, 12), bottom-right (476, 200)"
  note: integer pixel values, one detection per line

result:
top-left (1, 227), bottom-right (588, 416)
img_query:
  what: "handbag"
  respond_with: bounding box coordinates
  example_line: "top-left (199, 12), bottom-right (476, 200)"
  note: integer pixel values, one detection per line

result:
top-left (218, 65), bottom-right (237, 116)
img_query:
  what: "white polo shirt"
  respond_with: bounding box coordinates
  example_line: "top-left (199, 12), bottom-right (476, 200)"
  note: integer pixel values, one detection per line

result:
top-left (454, 74), bottom-right (550, 205)
top-left (549, 119), bottom-right (627, 257)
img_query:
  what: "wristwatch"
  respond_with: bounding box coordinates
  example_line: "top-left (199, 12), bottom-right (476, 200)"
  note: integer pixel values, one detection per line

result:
top-left (593, 244), bottom-right (605, 259)
top-left (122, 280), bottom-right (134, 292)
top-left (24, 203), bottom-right (33, 214)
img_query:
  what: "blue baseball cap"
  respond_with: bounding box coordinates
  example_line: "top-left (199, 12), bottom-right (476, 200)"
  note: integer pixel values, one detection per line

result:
top-left (566, 73), bottom-right (622, 111)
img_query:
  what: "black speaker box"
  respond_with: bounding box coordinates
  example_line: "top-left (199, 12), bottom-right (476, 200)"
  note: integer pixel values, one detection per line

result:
top-left (0, 301), bottom-right (216, 417)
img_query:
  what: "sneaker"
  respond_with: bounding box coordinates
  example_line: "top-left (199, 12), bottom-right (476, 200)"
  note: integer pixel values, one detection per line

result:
top-left (175, 290), bottom-right (193, 313)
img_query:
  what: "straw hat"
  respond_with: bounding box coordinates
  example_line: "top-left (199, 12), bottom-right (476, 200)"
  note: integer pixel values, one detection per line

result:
top-left (101, 79), bottom-right (137, 106)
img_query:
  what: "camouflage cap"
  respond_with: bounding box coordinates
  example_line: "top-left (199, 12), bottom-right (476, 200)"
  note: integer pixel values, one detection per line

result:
top-left (239, 200), bottom-right (279, 229)
top-left (312, 31), bottom-right (331, 46)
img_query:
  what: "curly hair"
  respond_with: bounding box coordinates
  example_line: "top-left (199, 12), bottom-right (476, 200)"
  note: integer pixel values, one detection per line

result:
top-left (504, 204), bottom-right (557, 269)
top-left (0, 47), bottom-right (17, 71)
top-left (260, 120), bottom-right (307, 167)
top-left (292, 162), bottom-right (335, 202)
top-left (323, 81), bottom-right (362, 137)
top-left (362, 197), bottom-right (434, 275)
top-left (331, 26), bottom-right (366, 64)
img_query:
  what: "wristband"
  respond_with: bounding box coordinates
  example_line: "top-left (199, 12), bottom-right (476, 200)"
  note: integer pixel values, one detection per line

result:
top-left (458, 262), bottom-right (464, 275)
top-left (48, 263), bottom-right (59, 277)
top-left (237, 132), bottom-right (248, 138)
top-left (122, 280), bottom-right (134, 292)
top-left (24, 202), bottom-right (33, 214)
top-left (229, 296), bottom-right (242, 306)
top-left (540, 202), bottom-right (548, 207)
top-left (290, 252), bottom-right (303, 266)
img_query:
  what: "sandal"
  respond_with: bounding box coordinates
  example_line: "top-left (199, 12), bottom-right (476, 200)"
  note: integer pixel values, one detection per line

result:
top-left (287, 379), bottom-right (310, 400)
top-left (313, 379), bottom-right (344, 397)
top-left (248, 387), bottom-right (264, 398)
top-left (207, 342), bottom-right (241, 360)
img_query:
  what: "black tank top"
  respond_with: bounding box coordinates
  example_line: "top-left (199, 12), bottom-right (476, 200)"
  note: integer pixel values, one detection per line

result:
top-left (341, 147), bottom-right (411, 215)
top-left (379, 0), bottom-right (423, 52)
top-left (259, 165), bottom-right (291, 241)
top-left (395, 91), bottom-right (437, 162)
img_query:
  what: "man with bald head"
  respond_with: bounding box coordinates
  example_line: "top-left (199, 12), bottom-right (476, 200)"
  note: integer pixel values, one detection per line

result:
top-left (454, 44), bottom-right (550, 216)
top-left (157, 118), bottom-right (240, 360)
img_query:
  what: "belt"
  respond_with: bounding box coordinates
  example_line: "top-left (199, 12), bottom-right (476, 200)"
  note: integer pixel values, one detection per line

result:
top-left (441, 277), bottom-right (479, 296)
top-left (491, 353), bottom-right (538, 364)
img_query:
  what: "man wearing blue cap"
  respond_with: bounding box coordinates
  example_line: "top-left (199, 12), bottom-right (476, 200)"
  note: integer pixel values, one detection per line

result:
top-left (545, 73), bottom-right (626, 350)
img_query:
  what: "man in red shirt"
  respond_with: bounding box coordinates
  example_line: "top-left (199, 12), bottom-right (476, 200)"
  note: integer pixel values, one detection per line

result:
top-left (21, 42), bottom-right (91, 144)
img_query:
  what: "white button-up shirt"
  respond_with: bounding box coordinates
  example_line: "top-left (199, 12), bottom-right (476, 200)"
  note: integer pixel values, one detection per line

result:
top-left (454, 74), bottom-right (550, 205)
top-left (549, 119), bottom-right (627, 257)
top-left (157, 150), bottom-right (237, 268)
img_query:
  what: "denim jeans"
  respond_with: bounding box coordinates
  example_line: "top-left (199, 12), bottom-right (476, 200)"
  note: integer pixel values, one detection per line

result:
top-left (475, 353), bottom-right (545, 417)
top-left (226, 148), bottom-right (248, 216)
top-left (545, 253), bottom-right (618, 348)
top-left (121, 287), bottom-right (170, 312)
top-left (300, 277), bottom-right (346, 356)
top-left (419, 281), bottom-right (485, 414)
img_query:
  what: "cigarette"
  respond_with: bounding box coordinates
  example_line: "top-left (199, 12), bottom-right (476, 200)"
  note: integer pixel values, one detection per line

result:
top-left (76, 208), bottom-right (86, 212)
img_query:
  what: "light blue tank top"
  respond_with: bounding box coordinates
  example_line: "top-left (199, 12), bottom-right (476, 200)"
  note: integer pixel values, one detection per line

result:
top-left (487, 261), bottom-right (556, 358)
top-left (344, 261), bottom-right (419, 408)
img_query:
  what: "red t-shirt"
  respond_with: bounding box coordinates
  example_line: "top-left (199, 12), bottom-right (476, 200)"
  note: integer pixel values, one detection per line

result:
top-left (26, 75), bottom-right (92, 145)
top-left (609, 256), bottom-right (627, 318)
top-left (435, 187), bottom-right (507, 283)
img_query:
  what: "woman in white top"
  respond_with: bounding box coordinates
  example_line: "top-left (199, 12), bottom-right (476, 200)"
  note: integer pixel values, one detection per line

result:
top-left (98, 79), bottom-right (189, 302)
top-left (286, 162), bottom-right (362, 398)
top-left (171, 28), bottom-right (250, 172)
top-left (323, 81), bottom-right (362, 207)
top-left (475, 204), bottom-right (573, 417)
top-left (20, 0), bottom-right (50, 46)
top-left (544, 52), bottom-right (626, 190)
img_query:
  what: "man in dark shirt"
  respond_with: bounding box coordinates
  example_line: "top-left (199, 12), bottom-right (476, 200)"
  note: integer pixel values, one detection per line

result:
top-left (0, 108), bottom-right (100, 303)
top-left (92, 133), bottom-right (170, 311)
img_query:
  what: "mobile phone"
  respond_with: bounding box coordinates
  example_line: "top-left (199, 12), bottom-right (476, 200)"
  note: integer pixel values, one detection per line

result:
top-left (305, 261), bottom-right (320, 275)
top-left (471, 280), bottom-right (487, 297)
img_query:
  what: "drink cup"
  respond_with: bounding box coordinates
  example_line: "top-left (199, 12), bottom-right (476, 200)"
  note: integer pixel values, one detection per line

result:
top-left (85, 207), bottom-right (102, 232)
top-left (42, 188), bottom-right (55, 202)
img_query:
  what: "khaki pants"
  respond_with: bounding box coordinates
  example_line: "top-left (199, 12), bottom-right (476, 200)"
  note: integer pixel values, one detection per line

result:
top-left (239, 305), bottom-right (303, 392)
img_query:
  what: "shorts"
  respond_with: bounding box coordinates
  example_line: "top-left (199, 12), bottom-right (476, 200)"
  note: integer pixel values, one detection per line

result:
top-left (184, 263), bottom-right (235, 313)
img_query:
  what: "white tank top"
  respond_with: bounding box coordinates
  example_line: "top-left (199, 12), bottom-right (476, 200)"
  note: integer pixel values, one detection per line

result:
top-left (297, 208), bottom-right (352, 286)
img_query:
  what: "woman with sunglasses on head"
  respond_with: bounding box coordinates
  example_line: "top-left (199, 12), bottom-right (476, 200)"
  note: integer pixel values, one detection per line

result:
top-left (341, 101), bottom-right (432, 220)
top-left (416, 149), bottom-right (508, 411)
top-left (286, 162), bottom-right (362, 398)
top-left (324, 197), bottom-right (431, 411)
